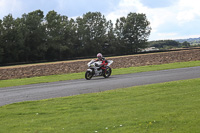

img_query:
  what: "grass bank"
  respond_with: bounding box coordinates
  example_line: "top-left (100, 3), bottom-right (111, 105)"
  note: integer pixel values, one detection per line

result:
top-left (0, 78), bottom-right (200, 133)
top-left (1, 60), bottom-right (200, 88)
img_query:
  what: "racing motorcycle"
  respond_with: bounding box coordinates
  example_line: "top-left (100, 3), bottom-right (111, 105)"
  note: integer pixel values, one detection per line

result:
top-left (85, 59), bottom-right (113, 80)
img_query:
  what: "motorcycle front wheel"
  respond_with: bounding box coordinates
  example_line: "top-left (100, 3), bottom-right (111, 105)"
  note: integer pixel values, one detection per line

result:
top-left (103, 67), bottom-right (112, 78)
top-left (85, 71), bottom-right (93, 80)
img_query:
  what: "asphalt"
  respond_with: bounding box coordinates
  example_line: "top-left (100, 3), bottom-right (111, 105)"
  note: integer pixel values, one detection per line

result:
top-left (0, 66), bottom-right (200, 106)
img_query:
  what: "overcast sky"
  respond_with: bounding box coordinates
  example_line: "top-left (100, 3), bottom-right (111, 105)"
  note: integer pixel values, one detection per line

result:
top-left (0, 0), bottom-right (200, 41)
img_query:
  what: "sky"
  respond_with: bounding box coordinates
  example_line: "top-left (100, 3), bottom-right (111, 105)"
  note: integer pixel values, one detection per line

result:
top-left (0, 0), bottom-right (200, 41)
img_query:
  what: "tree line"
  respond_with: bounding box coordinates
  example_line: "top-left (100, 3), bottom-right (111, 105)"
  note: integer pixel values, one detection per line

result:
top-left (148, 40), bottom-right (190, 49)
top-left (0, 10), bottom-right (151, 65)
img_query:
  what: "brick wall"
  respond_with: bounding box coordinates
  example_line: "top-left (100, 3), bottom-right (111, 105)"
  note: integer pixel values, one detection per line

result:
top-left (0, 48), bottom-right (200, 80)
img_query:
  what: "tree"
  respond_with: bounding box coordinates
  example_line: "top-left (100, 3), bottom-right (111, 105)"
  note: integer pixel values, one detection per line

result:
top-left (14, 17), bottom-right (28, 62)
top-left (181, 41), bottom-right (190, 48)
top-left (149, 40), bottom-right (180, 49)
top-left (70, 17), bottom-right (84, 57)
top-left (76, 12), bottom-right (108, 56)
top-left (1, 14), bottom-right (18, 63)
top-left (104, 20), bottom-right (117, 54)
top-left (0, 10), bottom-right (153, 65)
top-left (115, 17), bottom-right (127, 54)
top-left (0, 19), bottom-right (3, 63)
top-left (21, 10), bottom-right (46, 61)
top-left (45, 10), bottom-right (71, 60)
top-left (115, 12), bottom-right (151, 54)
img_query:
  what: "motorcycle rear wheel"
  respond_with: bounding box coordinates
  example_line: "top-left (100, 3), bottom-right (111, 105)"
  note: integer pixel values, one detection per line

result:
top-left (85, 71), bottom-right (93, 80)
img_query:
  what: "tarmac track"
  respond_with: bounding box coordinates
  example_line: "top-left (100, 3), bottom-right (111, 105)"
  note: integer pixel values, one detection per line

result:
top-left (0, 66), bottom-right (200, 106)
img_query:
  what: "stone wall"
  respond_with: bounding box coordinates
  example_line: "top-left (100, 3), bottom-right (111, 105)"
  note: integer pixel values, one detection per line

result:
top-left (0, 48), bottom-right (200, 80)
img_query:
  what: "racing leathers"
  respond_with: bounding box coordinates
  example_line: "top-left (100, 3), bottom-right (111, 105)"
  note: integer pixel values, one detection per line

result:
top-left (95, 57), bottom-right (108, 71)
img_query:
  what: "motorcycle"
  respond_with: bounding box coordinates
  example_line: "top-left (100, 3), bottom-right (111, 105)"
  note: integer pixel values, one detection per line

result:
top-left (85, 59), bottom-right (113, 80)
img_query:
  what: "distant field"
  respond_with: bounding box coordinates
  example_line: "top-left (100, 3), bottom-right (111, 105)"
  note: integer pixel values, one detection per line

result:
top-left (1, 60), bottom-right (200, 88)
top-left (0, 78), bottom-right (199, 133)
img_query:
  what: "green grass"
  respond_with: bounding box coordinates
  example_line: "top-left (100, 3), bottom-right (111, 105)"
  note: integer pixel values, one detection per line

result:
top-left (0, 72), bottom-right (85, 88)
top-left (0, 78), bottom-right (200, 133)
top-left (112, 60), bottom-right (200, 75)
top-left (1, 60), bottom-right (200, 88)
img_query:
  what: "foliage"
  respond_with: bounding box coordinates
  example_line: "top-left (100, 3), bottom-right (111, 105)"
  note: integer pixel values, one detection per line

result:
top-left (181, 41), bottom-right (190, 48)
top-left (122, 13), bottom-right (150, 53)
top-left (176, 37), bottom-right (200, 44)
top-left (75, 12), bottom-right (108, 56)
top-left (0, 78), bottom-right (200, 133)
top-left (0, 10), bottom-right (151, 65)
top-left (148, 40), bottom-right (193, 49)
top-left (148, 40), bottom-right (180, 49)
top-left (115, 13), bottom-right (151, 54)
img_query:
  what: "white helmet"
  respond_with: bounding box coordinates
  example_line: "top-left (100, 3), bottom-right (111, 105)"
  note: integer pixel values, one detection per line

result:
top-left (97, 53), bottom-right (103, 60)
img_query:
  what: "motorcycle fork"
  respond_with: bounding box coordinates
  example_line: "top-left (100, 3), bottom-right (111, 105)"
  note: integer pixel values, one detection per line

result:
top-left (91, 68), bottom-right (95, 75)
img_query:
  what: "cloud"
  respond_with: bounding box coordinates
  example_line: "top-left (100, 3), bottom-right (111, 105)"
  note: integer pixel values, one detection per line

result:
top-left (0, 0), bottom-right (199, 40)
top-left (56, 0), bottom-right (121, 17)
top-left (106, 0), bottom-right (173, 39)
top-left (140, 0), bottom-right (174, 8)
top-left (106, 0), bottom-right (142, 22)
top-left (176, 0), bottom-right (200, 23)
top-left (0, 0), bottom-right (23, 18)
top-left (105, 0), bottom-right (173, 36)
top-left (106, 0), bottom-right (200, 40)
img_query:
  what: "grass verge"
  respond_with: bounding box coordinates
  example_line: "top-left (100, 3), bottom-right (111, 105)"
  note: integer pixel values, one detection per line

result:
top-left (0, 78), bottom-right (200, 133)
top-left (1, 60), bottom-right (200, 88)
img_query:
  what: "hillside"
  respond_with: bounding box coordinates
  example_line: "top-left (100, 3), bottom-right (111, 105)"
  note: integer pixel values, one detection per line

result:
top-left (175, 37), bottom-right (200, 45)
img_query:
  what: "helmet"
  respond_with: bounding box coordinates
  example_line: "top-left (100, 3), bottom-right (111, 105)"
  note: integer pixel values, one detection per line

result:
top-left (97, 53), bottom-right (103, 60)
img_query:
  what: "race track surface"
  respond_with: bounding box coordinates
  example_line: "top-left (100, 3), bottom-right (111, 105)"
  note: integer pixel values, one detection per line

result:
top-left (0, 66), bottom-right (200, 106)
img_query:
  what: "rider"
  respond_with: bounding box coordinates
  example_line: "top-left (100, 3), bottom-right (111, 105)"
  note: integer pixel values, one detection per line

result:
top-left (96, 53), bottom-right (108, 71)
